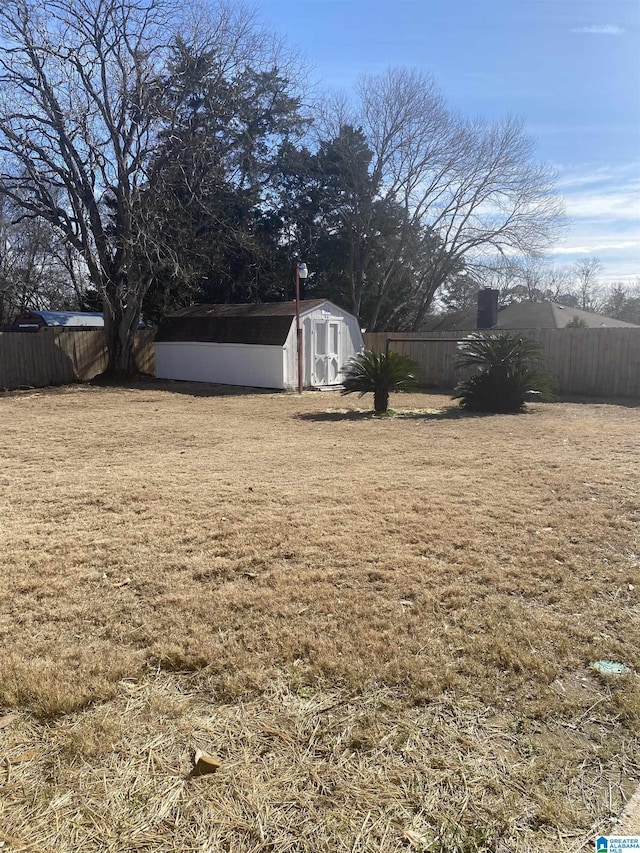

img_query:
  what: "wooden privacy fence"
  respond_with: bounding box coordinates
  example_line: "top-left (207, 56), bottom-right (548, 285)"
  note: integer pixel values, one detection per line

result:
top-left (0, 328), bottom-right (155, 390)
top-left (3, 326), bottom-right (638, 398)
top-left (364, 328), bottom-right (640, 399)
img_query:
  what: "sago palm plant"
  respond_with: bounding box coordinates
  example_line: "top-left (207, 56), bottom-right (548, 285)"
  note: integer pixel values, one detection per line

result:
top-left (341, 350), bottom-right (419, 414)
top-left (453, 333), bottom-right (553, 413)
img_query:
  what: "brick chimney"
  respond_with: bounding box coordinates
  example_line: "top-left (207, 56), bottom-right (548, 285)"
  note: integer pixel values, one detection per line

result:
top-left (477, 288), bottom-right (499, 329)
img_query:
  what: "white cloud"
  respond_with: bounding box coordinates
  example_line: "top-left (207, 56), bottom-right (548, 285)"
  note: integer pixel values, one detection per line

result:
top-left (554, 163), bottom-right (640, 191)
top-left (551, 162), bottom-right (640, 279)
top-left (556, 162), bottom-right (640, 224)
top-left (564, 187), bottom-right (640, 221)
top-left (571, 25), bottom-right (625, 35)
top-left (550, 240), bottom-right (640, 255)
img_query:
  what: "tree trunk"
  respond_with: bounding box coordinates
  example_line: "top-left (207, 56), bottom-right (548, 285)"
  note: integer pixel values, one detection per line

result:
top-left (373, 387), bottom-right (389, 414)
top-left (350, 234), bottom-right (365, 320)
top-left (106, 323), bottom-right (138, 378)
top-left (411, 272), bottom-right (442, 331)
top-left (369, 273), bottom-right (392, 330)
top-left (97, 297), bottom-right (141, 381)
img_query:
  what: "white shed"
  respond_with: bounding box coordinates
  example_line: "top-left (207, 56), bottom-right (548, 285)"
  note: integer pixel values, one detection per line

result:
top-left (154, 300), bottom-right (364, 390)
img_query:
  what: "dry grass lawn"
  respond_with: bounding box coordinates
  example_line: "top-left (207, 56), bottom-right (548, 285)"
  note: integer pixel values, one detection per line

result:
top-left (0, 382), bottom-right (638, 852)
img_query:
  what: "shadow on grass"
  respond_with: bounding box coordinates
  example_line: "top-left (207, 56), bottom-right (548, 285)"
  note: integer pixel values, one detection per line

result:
top-left (89, 376), bottom-right (278, 398)
top-left (557, 394), bottom-right (640, 409)
top-left (296, 406), bottom-right (466, 422)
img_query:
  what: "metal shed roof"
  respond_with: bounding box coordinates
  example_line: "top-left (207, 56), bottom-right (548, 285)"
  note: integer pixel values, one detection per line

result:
top-left (13, 310), bottom-right (149, 329)
top-left (16, 310), bottom-right (105, 327)
top-left (156, 300), bottom-right (333, 346)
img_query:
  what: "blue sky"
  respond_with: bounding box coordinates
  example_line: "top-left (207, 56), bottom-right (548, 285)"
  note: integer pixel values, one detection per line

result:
top-left (257, 0), bottom-right (640, 283)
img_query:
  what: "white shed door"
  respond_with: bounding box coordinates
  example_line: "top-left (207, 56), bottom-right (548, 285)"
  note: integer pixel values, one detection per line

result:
top-left (312, 320), bottom-right (341, 386)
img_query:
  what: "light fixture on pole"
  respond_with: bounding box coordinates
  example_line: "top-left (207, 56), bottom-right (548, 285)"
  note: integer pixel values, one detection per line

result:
top-left (295, 262), bottom-right (308, 394)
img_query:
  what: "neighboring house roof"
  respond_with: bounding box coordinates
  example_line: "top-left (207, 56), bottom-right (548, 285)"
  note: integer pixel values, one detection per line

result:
top-left (156, 300), bottom-right (338, 346)
top-left (13, 310), bottom-right (149, 329)
top-left (15, 310), bottom-right (105, 327)
top-left (431, 301), bottom-right (640, 331)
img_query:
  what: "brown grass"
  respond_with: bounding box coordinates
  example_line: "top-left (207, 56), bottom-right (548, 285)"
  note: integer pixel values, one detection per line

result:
top-left (0, 382), bottom-right (638, 851)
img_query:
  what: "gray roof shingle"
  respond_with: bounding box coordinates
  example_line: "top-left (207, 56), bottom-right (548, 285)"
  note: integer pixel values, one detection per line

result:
top-left (156, 300), bottom-right (330, 346)
top-left (431, 301), bottom-right (640, 330)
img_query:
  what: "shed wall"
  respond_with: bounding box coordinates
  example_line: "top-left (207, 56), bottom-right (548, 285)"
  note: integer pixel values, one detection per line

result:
top-left (154, 341), bottom-right (285, 388)
top-left (283, 303), bottom-right (363, 389)
top-left (154, 301), bottom-right (364, 391)
top-left (283, 323), bottom-right (298, 390)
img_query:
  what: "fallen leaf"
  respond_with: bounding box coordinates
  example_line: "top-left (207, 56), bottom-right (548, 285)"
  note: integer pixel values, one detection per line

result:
top-left (191, 749), bottom-right (222, 776)
top-left (0, 714), bottom-right (19, 730)
top-left (11, 749), bottom-right (39, 764)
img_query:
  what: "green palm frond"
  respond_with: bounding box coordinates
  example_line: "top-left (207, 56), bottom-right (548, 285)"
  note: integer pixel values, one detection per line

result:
top-left (453, 333), bottom-right (553, 413)
top-left (454, 333), bottom-right (544, 371)
top-left (341, 350), bottom-right (419, 413)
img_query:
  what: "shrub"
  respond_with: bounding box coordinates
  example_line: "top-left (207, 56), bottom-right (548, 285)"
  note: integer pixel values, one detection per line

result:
top-left (565, 316), bottom-right (589, 329)
top-left (341, 349), bottom-right (419, 414)
top-left (453, 333), bottom-right (553, 413)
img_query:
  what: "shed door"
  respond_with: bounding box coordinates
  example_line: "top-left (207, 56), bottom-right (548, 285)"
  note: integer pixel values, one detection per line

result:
top-left (312, 320), bottom-right (341, 386)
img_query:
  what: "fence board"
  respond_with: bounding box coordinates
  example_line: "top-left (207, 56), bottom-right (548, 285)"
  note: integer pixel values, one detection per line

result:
top-left (364, 328), bottom-right (640, 399)
top-left (0, 328), bottom-right (155, 390)
top-left (3, 327), bottom-right (638, 398)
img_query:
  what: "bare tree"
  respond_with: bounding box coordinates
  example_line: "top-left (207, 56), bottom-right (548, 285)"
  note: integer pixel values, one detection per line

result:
top-left (500, 256), bottom-right (548, 301)
top-left (495, 257), bottom-right (575, 304)
top-left (572, 257), bottom-right (603, 311)
top-left (544, 264), bottom-right (574, 302)
top-left (0, 0), bottom-right (305, 368)
top-left (0, 194), bottom-right (87, 322)
top-left (0, 0), bottom-right (182, 374)
top-left (437, 254), bottom-right (602, 316)
top-left (338, 69), bottom-right (566, 329)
